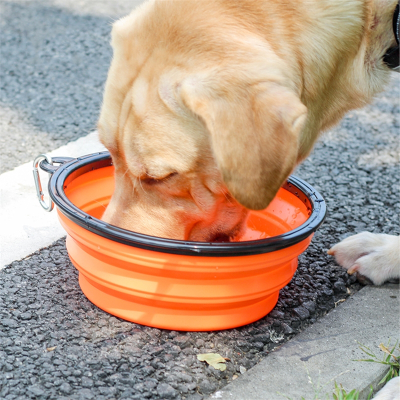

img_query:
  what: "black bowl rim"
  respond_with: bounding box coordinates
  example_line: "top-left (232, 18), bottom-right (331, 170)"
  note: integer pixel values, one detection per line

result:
top-left (46, 151), bottom-right (326, 257)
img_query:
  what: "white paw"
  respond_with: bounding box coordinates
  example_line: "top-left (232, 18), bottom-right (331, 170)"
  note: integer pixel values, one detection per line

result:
top-left (373, 376), bottom-right (400, 400)
top-left (327, 232), bottom-right (400, 286)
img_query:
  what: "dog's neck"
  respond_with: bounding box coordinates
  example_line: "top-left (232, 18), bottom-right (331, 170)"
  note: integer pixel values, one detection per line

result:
top-left (296, 0), bottom-right (396, 160)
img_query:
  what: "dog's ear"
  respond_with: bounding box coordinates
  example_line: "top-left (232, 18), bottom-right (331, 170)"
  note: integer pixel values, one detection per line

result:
top-left (181, 78), bottom-right (307, 210)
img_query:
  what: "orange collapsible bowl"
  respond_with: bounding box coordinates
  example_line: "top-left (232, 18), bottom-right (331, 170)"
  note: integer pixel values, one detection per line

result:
top-left (38, 152), bottom-right (326, 331)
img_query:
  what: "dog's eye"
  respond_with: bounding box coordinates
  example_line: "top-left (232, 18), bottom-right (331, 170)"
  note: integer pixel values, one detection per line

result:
top-left (142, 172), bottom-right (178, 185)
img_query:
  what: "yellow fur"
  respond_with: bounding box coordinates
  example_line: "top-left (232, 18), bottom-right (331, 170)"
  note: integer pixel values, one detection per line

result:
top-left (98, 0), bottom-right (397, 241)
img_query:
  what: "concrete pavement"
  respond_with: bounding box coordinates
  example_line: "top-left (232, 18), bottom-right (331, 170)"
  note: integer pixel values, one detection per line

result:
top-left (210, 285), bottom-right (400, 400)
top-left (0, 131), bottom-right (105, 268)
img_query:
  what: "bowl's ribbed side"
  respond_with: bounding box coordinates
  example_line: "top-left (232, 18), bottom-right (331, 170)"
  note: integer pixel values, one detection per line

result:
top-left (58, 210), bottom-right (312, 331)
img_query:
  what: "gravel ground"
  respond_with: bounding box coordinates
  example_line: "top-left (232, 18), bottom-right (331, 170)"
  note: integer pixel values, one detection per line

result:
top-left (1, 74), bottom-right (399, 400)
top-left (0, 0), bottom-right (129, 172)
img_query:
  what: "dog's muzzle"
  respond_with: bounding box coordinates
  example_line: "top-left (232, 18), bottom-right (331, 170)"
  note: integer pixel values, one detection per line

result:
top-left (383, 3), bottom-right (399, 72)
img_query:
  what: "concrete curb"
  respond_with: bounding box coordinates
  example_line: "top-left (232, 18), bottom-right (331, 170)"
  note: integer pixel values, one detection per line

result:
top-left (210, 285), bottom-right (400, 400)
top-left (0, 131), bottom-right (106, 268)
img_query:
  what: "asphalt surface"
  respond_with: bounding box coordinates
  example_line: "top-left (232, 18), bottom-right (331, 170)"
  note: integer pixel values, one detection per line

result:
top-left (0, 0), bottom-right (140, 173)
top-left (1, 1), bottom-right (399, 399)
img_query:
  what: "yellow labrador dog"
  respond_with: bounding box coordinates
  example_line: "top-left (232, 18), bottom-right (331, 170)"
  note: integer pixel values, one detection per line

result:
top-left (98, 0), bottom-right (399, 286)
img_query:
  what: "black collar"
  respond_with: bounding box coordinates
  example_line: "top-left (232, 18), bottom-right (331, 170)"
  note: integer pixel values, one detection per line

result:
top-left (383, 3), bottom-right (399, 71)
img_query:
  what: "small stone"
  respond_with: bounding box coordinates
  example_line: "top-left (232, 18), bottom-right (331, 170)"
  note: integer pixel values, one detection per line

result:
top-left (195, 339), bottom-right (205, 348)
top-left (19, 312), bottom-right (32, 320)
top-left (239, 366), bottom-right (247, 374)
top-left (236, 340), bottom-right (250, 351)
top-left (157, 382), bottom-right (177, 399)
top-left (98, 387), bottom-right (117, 396)
top-left (134, 382), bottom-right (145, 393)
top-left (82, 377), bottom-right (94, 388)
top-left (53, 379), bottom-right (63, 387)
top-left (333, 280), bottom-right (347, 293)
top-left (252, 334), bottom-right (270, 344)
top-left (302, 301), bottom-right (316, 314)
top-left (198, 379), bottom-right (217, 395)
top-left (1, 319), bottom-right (18, 328)
top-left (252, 341), bottom-right (264, 350)
top-left (169, 345), bottom-right (181, 356)
top-left (120, 389), bottom-right (135, 398)
top-left (322, 288), bottom-right (334, 297)
top-left (183, 347), bottom-right (195, 356)
top-left (174, 335), bottom-right (190, 349)
top-left (178, 383), bottom-right (189, 394)
top-left (0, 338), bottom-right (13, 347)
top-left (269, 310), bottom-right (285, 319)
top-left (331, 213), bottom-right (344, 220)
top-left (347, 274), bottom-right (357, 284)
top-left (28, 385), bottom-right (45, 396)
top-left (59, 382), bottom-right (72, 394)
top-left (76, 388), bottom-right (95, 399)
top-left (142, 365), bottom-right (155, 376)
top-left (149, 346), bottom-right (164, 356)
top-left (97, 318), bottom-right (108, 327)
top-left (144, 378), bottom-right (158, 389)
top-left (293, 306), bottom-right (310, 320)
top-left (281, 322), bottom-right (294, 334)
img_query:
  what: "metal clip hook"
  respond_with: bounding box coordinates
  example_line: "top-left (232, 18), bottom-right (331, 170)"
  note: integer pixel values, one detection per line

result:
top-left (33, 154), bottom-right (54, 212)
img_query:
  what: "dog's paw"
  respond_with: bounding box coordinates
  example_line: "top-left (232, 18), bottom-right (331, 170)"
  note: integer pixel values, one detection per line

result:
top-left (327, 232), bottom-right (400, 285)
top-left (372, 376), bottom-right (399, 400)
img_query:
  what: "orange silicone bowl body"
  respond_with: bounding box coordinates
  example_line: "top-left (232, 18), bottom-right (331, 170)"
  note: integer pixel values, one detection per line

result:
top-left (44, 152), bottom-right (326, 331)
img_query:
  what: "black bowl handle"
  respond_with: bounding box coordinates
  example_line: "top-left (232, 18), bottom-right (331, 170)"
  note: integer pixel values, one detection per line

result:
top-left (39, 156), bottom-right (76, 173)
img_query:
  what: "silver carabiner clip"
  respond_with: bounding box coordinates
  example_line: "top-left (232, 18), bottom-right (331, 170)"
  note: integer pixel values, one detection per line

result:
top-left (33, 154), bottom-right (54, 212)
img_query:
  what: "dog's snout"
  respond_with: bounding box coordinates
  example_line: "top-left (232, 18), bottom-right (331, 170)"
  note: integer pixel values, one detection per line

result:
top-left (209, 233), bottom-right (231, 243)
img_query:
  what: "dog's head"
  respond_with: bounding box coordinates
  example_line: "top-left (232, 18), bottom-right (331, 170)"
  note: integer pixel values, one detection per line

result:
top-left (98, 0), bottom-right (397, 241)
